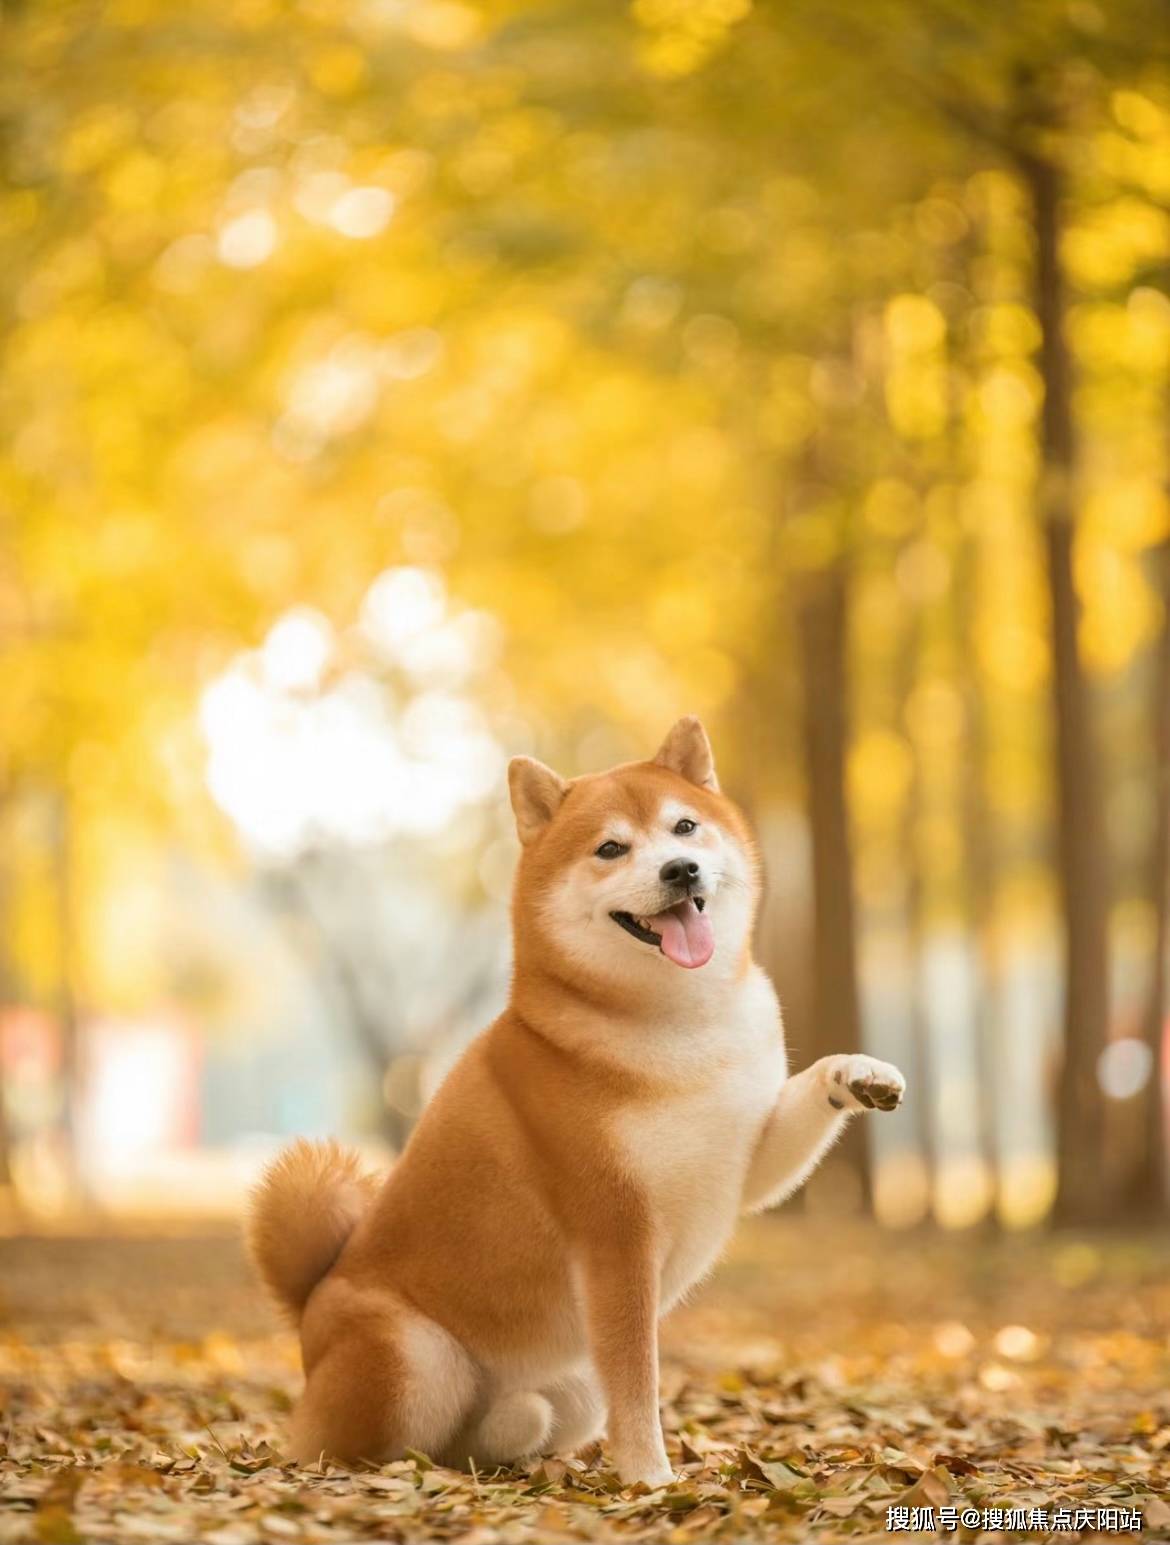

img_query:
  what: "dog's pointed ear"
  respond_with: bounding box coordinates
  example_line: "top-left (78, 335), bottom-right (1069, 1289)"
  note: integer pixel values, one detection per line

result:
top-left (508, 756), bottom-right (568, 845)
top-left (653, 716), bottom-right (719, 791)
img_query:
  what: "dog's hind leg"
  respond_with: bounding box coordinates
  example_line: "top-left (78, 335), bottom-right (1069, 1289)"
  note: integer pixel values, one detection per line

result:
top-left (447, 1390), bottom-right (555, 1469)
top-left (547, 1370), bottom-right (605, 1454)
top-left (443, 1371), bottom-right (603, 1469)
top-left (289, 1304), bottom-right (477, 1466)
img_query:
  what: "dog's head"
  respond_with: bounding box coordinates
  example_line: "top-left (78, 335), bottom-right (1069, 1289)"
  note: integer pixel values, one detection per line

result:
top-left (508, 718), bottom-right (759, 989)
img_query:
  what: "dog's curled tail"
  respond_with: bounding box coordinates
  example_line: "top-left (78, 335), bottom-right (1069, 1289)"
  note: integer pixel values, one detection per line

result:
top-left (247, 1139), bottom-right (379, 1319)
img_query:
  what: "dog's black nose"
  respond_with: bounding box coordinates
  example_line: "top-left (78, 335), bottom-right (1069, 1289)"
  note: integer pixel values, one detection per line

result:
top-left (660, 857), bottom-right (701, 887)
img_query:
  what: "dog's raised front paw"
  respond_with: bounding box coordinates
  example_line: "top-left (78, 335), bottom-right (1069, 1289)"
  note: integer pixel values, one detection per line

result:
top-left (826, 1055), bottom-right (905, 1113)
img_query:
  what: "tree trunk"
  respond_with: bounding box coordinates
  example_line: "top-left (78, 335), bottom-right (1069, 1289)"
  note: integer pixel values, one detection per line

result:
top-left (956, 533), bottom-right (999, 1217)
top-left (797, 560), bottom-right (868, 1202)
top-left (0, 798), bottom-right (17, 1194)
top-left (894, 572), bottom-right (933, 1201)
top-left (1019, 146), bottom-right (1111, 1223)
top-left (942, 228), bottom-right (999, 1221)
top-left (49, 787), bottom-right (84, 1205)
top-left (1119, 534), bottom-right (1170, 1214)
top-left (274, 865), bottom-right (403, 1148)
top-left (741, 501), bottom-right (815, 1096)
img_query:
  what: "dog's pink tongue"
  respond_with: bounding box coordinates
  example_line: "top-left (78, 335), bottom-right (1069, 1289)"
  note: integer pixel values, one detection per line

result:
top-left (653, 898), bottom-right (714, 969)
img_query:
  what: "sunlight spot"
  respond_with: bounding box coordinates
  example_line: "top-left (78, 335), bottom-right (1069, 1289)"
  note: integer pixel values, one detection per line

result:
top-left (361, 567), bottom-right (447, 657)
top-left (328, 185), bottom-right (396, 239)
top-left (1097, 1037), bottom-right (1153, 1099)
top-left (217, 209), bottom-right (277, 268)
top-left (994, 1324), bottom-right (1041, 1361)
top-left (284, 342), bottom-right (380, 438)
top-left (934, 1322), bottom-right (975, 1359)
top-left (978, 1362), bottom-right (1020, 1392)
top-left (261, 608), bottom-right (333, 693)
top-left (201, 580), bottom-right (504, 859)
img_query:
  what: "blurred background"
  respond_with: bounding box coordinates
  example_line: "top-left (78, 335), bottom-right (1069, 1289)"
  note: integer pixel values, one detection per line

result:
top-left (2, 0), bottom-right (1169, 1236)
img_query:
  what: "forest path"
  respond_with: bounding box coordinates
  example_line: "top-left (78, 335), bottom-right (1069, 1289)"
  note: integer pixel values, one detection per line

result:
top-left (2, 1219), bottom-right (1168, 1542)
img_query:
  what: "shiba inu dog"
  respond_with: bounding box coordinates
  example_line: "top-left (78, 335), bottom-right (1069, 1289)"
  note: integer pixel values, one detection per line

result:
top-left (249, 718), bottom-right (905, 1485)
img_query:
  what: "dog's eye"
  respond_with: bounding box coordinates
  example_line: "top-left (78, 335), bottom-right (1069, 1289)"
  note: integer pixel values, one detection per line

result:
top-left (595, 840), bottom-right (629, 860)
top-left (673, 818), bottom-right (698, 836)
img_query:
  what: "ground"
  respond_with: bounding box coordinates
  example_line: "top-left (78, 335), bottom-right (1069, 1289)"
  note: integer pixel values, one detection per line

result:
top-left (1, 1219), bottom-right (1168, 1543)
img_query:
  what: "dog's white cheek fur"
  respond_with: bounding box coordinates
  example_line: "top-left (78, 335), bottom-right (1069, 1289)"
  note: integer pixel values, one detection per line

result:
top-left (397, 1316), bottom-right (479, 1455)
top-left (538, 822), bottom-right (751, 991)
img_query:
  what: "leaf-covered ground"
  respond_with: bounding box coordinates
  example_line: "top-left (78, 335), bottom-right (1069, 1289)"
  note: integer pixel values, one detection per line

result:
top-left (1, 1219), bottom-right (1168, 1542)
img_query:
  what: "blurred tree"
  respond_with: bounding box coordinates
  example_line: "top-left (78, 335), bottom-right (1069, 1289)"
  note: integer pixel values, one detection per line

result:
top-left (1124, 533), bottom-right (1170, 1214)
top-left (790, 0), bottom-right (1161, 1221)
top-left (798, 559), bottom-right (867, 1193)
top-left (1, 0), bottom-right (1168, 1221)
top-left (1016, 117), bottom-right (1110, 1223)
top-left (0, 812), bottom-right (16, 1199)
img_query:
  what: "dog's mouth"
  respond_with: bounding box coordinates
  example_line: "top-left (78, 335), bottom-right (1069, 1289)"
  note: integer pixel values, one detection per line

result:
top-left (609, 895), bottom-right (714, 969)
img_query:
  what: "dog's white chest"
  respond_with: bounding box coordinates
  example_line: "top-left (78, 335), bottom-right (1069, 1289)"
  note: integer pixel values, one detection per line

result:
top-left (611, 981), bottom-right (785, 1311)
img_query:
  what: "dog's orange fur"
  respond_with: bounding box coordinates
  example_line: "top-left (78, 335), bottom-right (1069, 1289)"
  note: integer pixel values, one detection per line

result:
top-left (248, 718), bottom-right (905, 1484)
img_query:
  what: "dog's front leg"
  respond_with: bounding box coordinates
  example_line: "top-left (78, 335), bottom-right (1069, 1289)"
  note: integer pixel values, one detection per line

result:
top-left (580, 1242), bottom-right (672, 1488)
top-left (741, 1054), bottom-right (905, 1214)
